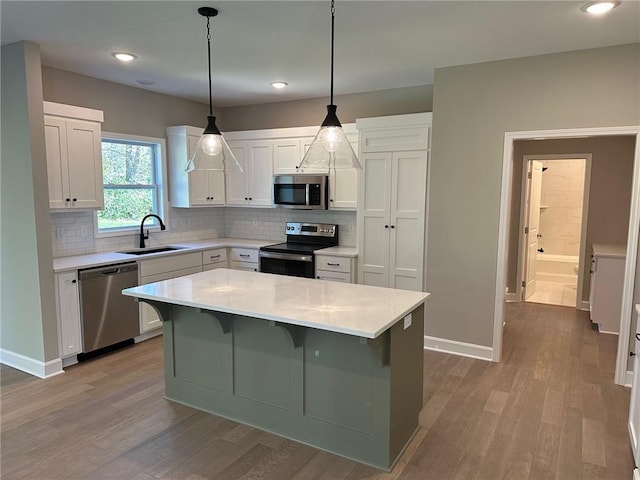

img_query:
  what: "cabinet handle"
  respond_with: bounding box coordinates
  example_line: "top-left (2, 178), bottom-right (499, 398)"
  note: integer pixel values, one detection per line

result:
top-left (636, 333), bottom-right (640, 342)
top-left (65, 198), bottom-right (71, 202)
top-left (327, 262), bottom-right (340, 266)
top-left (210, 255), bottom-right (221, 259)
top-left (384, 225), bottom-right (389, 228)
top-left (390, 225), bottom-right (395, 229)
top-left (71, 279), bottom-right (77, 284)
top-left (631, 351), bottom-right (637, 357)
top-left (249, 197), bottom-right (252, 201)
top-left (72, 198), bottom-right (77, 202)
top-left (240, 254), bottom-right (250, 258)
top-left (330, 199), bottom-right (334, 202)
top-left (244, 197), bottom-right (248, 201)
top-left (317, 276), bottom-right (320, 279)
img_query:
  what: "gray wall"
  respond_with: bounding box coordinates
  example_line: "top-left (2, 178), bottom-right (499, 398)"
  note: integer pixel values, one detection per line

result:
top-left (41, 66), bottom-right (209, 138)
top-left (218, 85), bottom-right (433, 131)
top-left (508, 136), bottom-right (636, 301)
top-left (1, 42), bottom-right (59, 363)
top-left (427, 44), bottom-right (640, 348)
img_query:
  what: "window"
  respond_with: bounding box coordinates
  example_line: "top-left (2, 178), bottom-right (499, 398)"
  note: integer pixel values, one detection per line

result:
top-left (96, 133), bottom-right (165, 234)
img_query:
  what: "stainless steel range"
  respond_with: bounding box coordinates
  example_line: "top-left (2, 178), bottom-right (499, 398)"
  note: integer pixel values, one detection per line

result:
top-left (259, 222), bottom-right (338, 278)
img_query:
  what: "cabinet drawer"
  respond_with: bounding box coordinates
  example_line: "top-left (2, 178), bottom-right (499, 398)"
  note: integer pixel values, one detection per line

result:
top-left (203, 263), bottom-right (227, 272)
top-left (229, 248), bottom-right (258, 263)
top-left (316, 271), bottom-right (352, 283)
top-left (316, 255), bottom-right (351, 273)
top-left (139, 251), bottom-right (201, 277)
top-left (141, 266), bottom-right (202, 284)
top-left (230, 260), bottom-right (258, 272)
top-left (202, 248), bottom-right (228, 266)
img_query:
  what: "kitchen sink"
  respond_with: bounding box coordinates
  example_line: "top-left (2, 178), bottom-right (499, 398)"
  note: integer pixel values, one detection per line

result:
top-left (118, 246), bottom-right (187, 256)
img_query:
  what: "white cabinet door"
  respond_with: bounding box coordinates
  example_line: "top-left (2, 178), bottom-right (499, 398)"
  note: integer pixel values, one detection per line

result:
top-left (169, 129), bottom-right (226, 207)
top-left (246, 141), bottom-right (273, 206)
top-left (273, 139), bottom-right (302, 174)
top-left (225, 141), bottom-right (272, 207)
top-left (388, 150), bottom-right (426, 291)
top-left (329, 168), bottom-right (358, 210)
top-left (358, 152), bottom-right (393, 287)
top-left (44, 115), bottom-right (103, 210)
top-left (55, 271), bottom-right (82, 357)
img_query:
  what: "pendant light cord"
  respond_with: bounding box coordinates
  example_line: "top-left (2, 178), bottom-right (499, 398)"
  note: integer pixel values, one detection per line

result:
top-left (330, 0), bottom-right (335, 105)
top-left (206, 15), bottom-right (213, 116)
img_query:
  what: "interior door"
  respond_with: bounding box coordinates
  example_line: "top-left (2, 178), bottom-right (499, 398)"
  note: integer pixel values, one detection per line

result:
top-left (523, 160), bottom-right (543, 299)
top-left (629, 315), bottom-right (640, 475)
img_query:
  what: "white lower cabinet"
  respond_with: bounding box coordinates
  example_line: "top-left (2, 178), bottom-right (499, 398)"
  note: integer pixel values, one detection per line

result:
top-left (202, 248), bottom-right (228, 271)
top-left (55, 271), bottom-right (82, 359)
top-left (229, 247), bottom-right (259, 272)
top-left (139, 252), bottom-right (202, 333)
top-left (589, 244), bottom-right (626, 334)
top-left (315, 254), bottom-right (356, 283)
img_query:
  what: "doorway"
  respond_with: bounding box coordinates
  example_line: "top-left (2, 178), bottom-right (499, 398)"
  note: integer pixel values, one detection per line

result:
top-left (518, 155), bottom-right (591, 308)
top-left (493, 126), bottom-right (640, 386)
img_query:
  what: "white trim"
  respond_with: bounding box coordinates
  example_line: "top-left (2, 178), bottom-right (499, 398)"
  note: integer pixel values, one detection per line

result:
top-left (495, 125), bottom-right (640, 386)
top-left (578, 300), bottom-right (590, 311)
top-left (626, 369), bottom-right (634, 388)
top-left (94, 132), bottom-right (168, 239)
top-left (423, 336), bottom-right (493, 362)
top-left (505, 292), bottom-right (520, 302)
top-left (0, 348), bottom-right (64, 378)
top-left (134, 329), bottom-right (162, 343)
top-left (633, 468), bottom-right (639, 480)
top-left (43, 100), bottom-right (103, 122)
top-left (615, 133), bottom-right (640, 385)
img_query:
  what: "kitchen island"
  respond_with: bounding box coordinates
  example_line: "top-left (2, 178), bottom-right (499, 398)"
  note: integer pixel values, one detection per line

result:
top-left (122, 268), bottom-right (429, 470)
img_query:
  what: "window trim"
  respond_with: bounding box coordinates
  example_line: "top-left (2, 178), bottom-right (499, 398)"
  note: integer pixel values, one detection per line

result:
top-left (94, 132), bottom-right (169, 239)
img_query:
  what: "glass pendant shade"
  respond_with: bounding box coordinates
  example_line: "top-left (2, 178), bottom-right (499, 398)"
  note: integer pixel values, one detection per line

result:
top-left (298, 104), bottom-right (361, 171)
top-left (185, 115), bottom-right (243, 173)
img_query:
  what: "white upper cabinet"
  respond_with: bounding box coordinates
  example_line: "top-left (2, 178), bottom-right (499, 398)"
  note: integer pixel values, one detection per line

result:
top-left (44, 102), bottom-right (104, 210)
top-left (225, 140), bottom-right (273, 207)
top-left (356, 113), bottom-right (431, 292)
top-left (167, 125), bottom-right (226, 207)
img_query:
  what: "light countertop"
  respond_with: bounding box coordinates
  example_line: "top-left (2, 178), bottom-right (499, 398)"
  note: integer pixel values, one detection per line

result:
top-left (53, 238), bottom-right (276, 272)
top-left (592, 244), bottom-right (627, 259)
top-left (53, 238), bottom-right (358, 272)
top-left (123, 268), bottom-right (427, 339)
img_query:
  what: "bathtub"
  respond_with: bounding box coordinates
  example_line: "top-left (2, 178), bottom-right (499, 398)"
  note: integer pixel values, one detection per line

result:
top-left (535, 253), bottom-right (579, 283)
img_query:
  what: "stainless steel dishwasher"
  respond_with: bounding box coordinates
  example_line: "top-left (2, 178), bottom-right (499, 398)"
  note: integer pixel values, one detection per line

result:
top-left (78, 262), bottom-right (140, 353)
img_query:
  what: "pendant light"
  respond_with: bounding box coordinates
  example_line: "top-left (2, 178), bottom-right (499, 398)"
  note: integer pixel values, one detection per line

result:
top-left (297, 0), bottom-right (361, 172)
top-left (185, 7), bottom-right (242, 173)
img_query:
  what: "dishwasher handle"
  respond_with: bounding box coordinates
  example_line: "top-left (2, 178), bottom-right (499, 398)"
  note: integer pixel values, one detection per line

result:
top-left (79, 262), bottom-right (138, 281)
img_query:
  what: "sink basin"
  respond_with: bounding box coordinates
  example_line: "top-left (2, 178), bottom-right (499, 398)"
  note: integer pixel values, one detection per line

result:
top-left (118, 246), bottom-right (187, 256)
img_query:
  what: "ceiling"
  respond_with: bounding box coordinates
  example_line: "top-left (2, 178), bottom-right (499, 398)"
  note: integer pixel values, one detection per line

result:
top-left (1, 1), bottom-right (639, 108)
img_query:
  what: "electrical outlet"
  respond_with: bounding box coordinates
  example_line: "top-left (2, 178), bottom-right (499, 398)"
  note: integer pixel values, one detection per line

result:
top-left (403, 313), bottom-right (412, 330)
top-left (55, 227), bottom-right (65, 240)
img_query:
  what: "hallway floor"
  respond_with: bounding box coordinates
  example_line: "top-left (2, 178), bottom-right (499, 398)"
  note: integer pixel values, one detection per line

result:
top-left (0, 302), bottom-right (633, 479)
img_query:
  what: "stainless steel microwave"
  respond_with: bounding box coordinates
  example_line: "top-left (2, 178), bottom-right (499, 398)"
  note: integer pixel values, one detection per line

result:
top-left (273, 174), bottom-right (328, 210)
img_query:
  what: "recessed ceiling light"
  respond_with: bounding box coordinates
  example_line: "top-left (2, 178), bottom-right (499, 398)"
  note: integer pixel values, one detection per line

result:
top-left (112, 52), bottom-right (137, 62)
top-left (270, 81), bottom-right (288, 89)
top-left (136, 80), bottom-right (156, 86)
top-left (581, 1), bottom-right (620, 14)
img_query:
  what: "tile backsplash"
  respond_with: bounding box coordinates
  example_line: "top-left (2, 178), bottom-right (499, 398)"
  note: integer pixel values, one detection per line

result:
top-left (51, 207), bottom-right (356, 258)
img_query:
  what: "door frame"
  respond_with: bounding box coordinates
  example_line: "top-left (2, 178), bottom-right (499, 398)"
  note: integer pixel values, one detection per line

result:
top-left (493, 125), bottom-right (640, 386)
top-left (516, 154), bottom-right (593, 309)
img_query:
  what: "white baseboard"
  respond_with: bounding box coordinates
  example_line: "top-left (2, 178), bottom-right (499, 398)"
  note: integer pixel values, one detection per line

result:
top-left (625, 369), bottom-right (633, 388)
top-left (634, 467), bottom-right (639, 480)
top-left (134, 329), bottom-right (162, 343)
top-left (505, 292), bottom-right (520, 303)
top-left (0, 348), bottom-right (64, 378)
top-left (423, 335), bottom-right (493, 362)
top-left (577, 300), bottom-right (590, 311)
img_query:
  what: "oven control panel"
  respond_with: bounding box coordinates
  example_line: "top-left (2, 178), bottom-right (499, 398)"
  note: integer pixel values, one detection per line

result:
top-left (285, 222), bottom-right (337, 238)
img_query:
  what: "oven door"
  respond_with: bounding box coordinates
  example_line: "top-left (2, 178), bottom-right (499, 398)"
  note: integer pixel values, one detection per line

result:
top-left (259, 251), bottom-right (315, 278)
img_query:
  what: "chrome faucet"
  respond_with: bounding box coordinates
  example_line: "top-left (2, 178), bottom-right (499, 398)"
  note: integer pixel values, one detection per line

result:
top-left (139, 214), bottom-right (166, 248)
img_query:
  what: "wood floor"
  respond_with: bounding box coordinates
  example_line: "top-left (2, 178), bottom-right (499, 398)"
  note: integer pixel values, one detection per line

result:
top-left (1, 302), bottom-right (633, 479)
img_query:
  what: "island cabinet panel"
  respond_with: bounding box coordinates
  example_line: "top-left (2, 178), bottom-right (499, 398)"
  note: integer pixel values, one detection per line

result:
top-left (154, 302), bottom-right (424, 471)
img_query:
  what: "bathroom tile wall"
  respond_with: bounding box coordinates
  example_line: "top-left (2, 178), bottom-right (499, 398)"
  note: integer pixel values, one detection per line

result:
top-left (51, 207), bottom-right (356, 258)
top-left (538, 159), bottom-right (585, 256)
